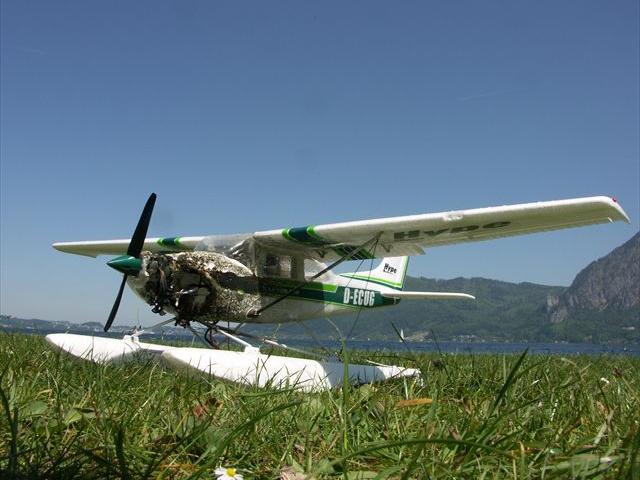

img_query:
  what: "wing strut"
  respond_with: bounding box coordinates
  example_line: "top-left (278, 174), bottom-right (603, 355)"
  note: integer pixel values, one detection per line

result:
top-left (246, 234), bottom-right (381, 318)
top-left (214, 324), bottom-right (326, 359)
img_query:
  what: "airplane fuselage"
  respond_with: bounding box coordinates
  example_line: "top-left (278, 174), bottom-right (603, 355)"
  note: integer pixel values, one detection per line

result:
top-left (126, 251), bottom-right (399, 325)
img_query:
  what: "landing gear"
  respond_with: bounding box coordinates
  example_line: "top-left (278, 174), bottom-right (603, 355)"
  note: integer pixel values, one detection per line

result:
top-left (205, 327), bottom-right (220, 349)
top-left (169, 317), bottom-right (220, 349)
top-left (171, 318), bottom-right (323, 358)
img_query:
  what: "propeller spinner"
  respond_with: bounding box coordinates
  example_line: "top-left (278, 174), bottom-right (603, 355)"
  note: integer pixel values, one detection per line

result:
top-left (104, 193), bottom-right (156, 332)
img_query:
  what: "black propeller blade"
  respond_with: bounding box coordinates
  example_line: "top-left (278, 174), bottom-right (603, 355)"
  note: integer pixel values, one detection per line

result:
top-left (127, 193), bottom-right (156, 257)
top-left (104, 193), bottom-right (157, 332)
top-left (105, 275), bottom-right (127, 332)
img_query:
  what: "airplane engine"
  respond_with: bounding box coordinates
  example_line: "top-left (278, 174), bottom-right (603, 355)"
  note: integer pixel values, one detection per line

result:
top-left (128, 251), bottom-right (261, 323)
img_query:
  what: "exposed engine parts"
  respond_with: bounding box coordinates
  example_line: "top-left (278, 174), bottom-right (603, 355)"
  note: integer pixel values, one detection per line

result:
top-left (128, 251), bottom-right (261, 324)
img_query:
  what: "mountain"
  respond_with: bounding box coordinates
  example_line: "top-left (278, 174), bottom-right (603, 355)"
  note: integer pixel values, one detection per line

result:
top-left (545, 231), bottom-right (639, 340)
top-left (547, 231), bottom-right (639, 321)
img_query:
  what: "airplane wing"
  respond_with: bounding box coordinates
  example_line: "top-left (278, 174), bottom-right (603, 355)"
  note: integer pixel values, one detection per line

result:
top-left (252, 196), bottom-right (630, 261)
top-left (53, 196), bottom-right (630, 260)
top-left (52, 236), bottom-right (206, 257)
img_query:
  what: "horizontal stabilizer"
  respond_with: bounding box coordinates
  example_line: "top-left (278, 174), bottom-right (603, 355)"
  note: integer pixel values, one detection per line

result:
top-left (382, 291), bottom-right (475, 300)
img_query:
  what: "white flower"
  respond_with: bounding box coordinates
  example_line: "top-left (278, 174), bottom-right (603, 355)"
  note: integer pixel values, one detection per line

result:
top-left (215, 466), bottom-right (243, 480)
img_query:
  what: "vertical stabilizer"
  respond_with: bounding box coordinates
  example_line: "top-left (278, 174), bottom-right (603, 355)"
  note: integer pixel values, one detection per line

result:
top-left (341, 256), bottom-right (409, 290)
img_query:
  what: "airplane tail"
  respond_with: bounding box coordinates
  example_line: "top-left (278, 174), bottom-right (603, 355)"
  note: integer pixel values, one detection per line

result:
top-left (342, 256), bottom-right (409, 290)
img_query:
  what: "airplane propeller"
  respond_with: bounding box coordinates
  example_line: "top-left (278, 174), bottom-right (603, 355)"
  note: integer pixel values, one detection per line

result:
top-left (104, 193), bottom-right (156, 332)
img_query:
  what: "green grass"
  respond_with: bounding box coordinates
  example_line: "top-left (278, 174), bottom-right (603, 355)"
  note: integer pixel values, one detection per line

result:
top-left (1, 333), bottom-right (638, 479)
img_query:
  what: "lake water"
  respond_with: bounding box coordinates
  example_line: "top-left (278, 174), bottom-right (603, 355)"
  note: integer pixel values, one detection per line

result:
top-left (283, 338), bottom-right (640, 356)
top-left (7, 326), bottom-right (639, 356)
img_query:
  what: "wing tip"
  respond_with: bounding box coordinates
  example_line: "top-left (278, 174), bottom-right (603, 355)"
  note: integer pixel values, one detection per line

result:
top-left (583, 195), bottom-right (631, 224)
top-left (52, 242), bottom-right (99, 257)
top-left (606, 196), bottom-right (631, 224)
top-left (52, 242), bottom-right (67, 253)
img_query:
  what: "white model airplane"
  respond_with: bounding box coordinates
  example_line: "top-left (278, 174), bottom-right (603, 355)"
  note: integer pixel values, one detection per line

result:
top-left (47, 194), bottom-right (629, 391)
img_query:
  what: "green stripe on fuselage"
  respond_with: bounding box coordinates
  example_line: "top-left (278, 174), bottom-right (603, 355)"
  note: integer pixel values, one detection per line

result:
top-left (260, 277), bottom-right (337, 293)
top-left (258, 278), bottom-right (396, 308)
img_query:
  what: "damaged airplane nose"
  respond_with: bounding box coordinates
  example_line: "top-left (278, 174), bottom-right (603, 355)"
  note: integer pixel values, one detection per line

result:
top-left (107, 255), bottom-right (142, 276)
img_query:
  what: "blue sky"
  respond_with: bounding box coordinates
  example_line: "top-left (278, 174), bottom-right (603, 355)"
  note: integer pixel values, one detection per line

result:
top-left (1, 1), bottom-right (638, 325)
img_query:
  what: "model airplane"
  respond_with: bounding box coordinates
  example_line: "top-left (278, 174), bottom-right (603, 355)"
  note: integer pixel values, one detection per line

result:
top-left (46, 194), bottom-right (630, 391)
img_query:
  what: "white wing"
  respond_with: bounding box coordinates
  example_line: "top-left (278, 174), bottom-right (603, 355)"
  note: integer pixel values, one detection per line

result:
top-left (52, 236), bottom-right (206, 257)
top-left (252, 196), bottom-right (630, 260)
top-left (53, 196), bottom-right (629, 259)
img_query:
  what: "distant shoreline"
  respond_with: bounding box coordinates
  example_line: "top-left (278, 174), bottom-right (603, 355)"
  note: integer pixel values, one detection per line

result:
top-left (3, 326), bottom-right (638, 356)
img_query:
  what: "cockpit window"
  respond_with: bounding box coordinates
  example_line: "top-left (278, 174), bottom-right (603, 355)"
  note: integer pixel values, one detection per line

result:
top-left (262, 254), bottom-right (292, 278)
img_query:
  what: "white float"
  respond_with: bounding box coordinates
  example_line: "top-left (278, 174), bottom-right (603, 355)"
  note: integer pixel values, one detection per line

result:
top-left (45, 333), bottom-right (419, 392)
top-left (45, 333), bottom-right (172, 364)
top-left (162, 346), bottom-right (419, 392)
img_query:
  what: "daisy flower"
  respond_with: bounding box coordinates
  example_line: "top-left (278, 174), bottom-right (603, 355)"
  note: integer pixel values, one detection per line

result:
top-left (215, 466), bottom-right (243, 480)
